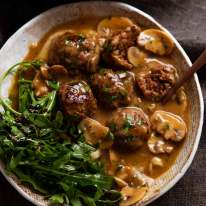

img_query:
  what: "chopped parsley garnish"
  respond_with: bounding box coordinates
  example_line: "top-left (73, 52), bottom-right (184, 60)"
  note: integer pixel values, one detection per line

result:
top-left (107, 131), bottom-right (115, 140)
top-left (109, 122), bottom-right (116, 132)
top-left (103, 87), bottom-right (111, 93)
top-left (106, 95), bottom-right (118, 103)
top-left (123, 115), bottom-right (133, 133)
top-left (77, 33), bottom-right (86, 43)
top-left (137, 118), bottom-right (144, 126)
top-left (104, 43), bottom-right (113, 53)
top-left (164, 123), bottom-right (170, 130)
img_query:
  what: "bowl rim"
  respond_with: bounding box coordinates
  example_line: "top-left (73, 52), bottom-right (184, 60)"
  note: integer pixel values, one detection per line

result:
top-left (0, 1), bottom-right (204, 206)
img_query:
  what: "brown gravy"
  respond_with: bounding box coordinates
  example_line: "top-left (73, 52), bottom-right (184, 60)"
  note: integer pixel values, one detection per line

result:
top-left (22, 17), bottom-right (189, 179)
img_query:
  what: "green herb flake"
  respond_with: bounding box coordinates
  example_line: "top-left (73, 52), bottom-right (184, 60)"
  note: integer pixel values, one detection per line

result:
top-left (99, 68), bottom-right (106, 75)
top-left (104, 43), bottom-right (113, 53)
top-left (103, 87), bottom-right (111, 93)
top-left (123, 115), bottom-right (133, 130)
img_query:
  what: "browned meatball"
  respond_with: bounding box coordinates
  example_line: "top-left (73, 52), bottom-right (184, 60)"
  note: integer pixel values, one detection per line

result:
top-left (58, 81), bottom-right (97, 120)
top-left (136, 60), bottom-right (178, 102)
top-left (48, 31), bottom-right (100, 73)
top-left (91, 69), bottom-right (134, 109)
top-left (102, 25), bottom-right (141, 70)
top-left (108, 107), bottom-right (150, 150)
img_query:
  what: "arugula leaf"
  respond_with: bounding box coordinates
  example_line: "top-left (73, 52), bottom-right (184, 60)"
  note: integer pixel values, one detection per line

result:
top-left (50, 194), bottom-right (65, 204)
top-left (18, 80), bottom-right (32, 113)
top-left (0, 61), bottom-right (121, 206)
top-left (23, 111), bottom-right (52, 128)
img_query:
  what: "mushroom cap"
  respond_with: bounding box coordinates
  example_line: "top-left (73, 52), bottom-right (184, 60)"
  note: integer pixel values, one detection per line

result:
top-left (97, 17), bottom-right (135, 36)
top-left (150, 110), bottom-right (187, 142)
top-left (138, 29), bottom-right (174, 55)
top-left (127, 46), bottom-right (147, 68)
top-left (79, 117), bottom-right (109, 145)
top-left (120, 186), bottom-right (148, 206)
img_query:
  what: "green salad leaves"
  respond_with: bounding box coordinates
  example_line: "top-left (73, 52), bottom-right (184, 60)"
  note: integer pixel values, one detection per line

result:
top-left (0, 61), bottom-right (121, 206)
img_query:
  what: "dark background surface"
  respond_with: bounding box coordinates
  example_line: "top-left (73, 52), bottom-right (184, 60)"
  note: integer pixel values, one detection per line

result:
top-left (0, 0), bottom-right (206, 205)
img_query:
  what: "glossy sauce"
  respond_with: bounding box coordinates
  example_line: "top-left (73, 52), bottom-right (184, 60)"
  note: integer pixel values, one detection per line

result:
top-left (22, 17), bottom-right (189, 179)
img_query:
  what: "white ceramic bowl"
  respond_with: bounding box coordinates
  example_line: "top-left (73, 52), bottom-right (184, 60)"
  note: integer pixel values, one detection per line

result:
top-left (0, 2), bottom-right (204, 206)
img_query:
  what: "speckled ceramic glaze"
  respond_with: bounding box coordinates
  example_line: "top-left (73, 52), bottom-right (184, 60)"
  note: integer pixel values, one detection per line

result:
top-left (0, 2), bottom-right (204, 206)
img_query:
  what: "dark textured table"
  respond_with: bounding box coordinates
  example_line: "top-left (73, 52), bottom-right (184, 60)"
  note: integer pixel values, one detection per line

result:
top-left (0, 1), bottom-right (206, 206)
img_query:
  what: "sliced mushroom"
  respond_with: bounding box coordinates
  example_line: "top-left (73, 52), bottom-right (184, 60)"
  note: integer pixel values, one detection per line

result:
top-left (127, 46), bottom-right (146, 68)
top-left (32, 71), bottom-right (50, 97)
top-left (109, 149), bottom-right (119, 162)
top-left (32, 64), bottom-right (68, 97)
top-left (97, 17), bottom-right (135, 36)
top-left (132, 170), bottom-right (154, 187)
top-left (116, 165), bottom-right (133, 181)
top-left (151, 157), bottom-right (164, 167)
top-left (138, 29), bottom-right (174, 55)
top-left (90, 149), bottom-right (101, 160)
top-left (120, 186), bottom-right (148, 206)
top-left (149, 157), bottom-right (164, 174)
top-left (150, 110), bottom-right (187, 142)
top-left (114, 177), bottom-right (128, 188)
top-left (148, 133), bottom-right (174, 154)
top-left (176, 88), bottom-right (188, 112)
top-left (146, 103), bottom-right (156, 113)
top-left (40, 65), bottom-right (68, 81)
top-left (78, 118), bottom-right (109, 145)
top-left (115, 165), bottom-right (153, 188)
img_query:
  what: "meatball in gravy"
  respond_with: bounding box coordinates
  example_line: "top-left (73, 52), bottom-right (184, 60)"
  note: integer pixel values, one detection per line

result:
top-left (108, 107), bottom-right (150, 150)
top-left (48, 31), bottom-right (100, 73)
top-left (59, 81), bottom-right (97, 120)
top-left (102, 25), bottom-right (141, 70)
top-left (136, 60), bottom-right (178, 101)
top-left (91, 69), bottom-right (134, 109)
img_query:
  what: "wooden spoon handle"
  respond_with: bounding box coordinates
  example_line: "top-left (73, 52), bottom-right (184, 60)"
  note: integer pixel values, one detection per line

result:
top-left (163, 49), bottom-right (206, 104)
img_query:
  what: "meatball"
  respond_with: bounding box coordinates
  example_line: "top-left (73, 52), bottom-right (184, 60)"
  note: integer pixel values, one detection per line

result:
top-left (91, 69), bottom-right (134, 109)
top-left (48, 31), bottom-right (100, 73)
top-left (108, 107), bottom-right (150, 150)
top-left (136, 60), bottom-right (178, 101)
top-left (58, 81), bottom-right (97, 120)
top-left (102, 25), bottom-right (141, 70)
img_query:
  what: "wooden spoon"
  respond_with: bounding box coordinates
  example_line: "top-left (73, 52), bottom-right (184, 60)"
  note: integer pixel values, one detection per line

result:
top-left (163, 49), bottom-right (206, 104)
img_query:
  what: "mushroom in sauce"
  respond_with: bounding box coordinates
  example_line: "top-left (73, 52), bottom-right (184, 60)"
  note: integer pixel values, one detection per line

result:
top-left (79, 117), bottom-right (109, 145)
top-left (120, 186), bottom-right (148, 206)
top-left (32, 70), bottom-right (50, 97)
top-left (148, 133), bottom-right (174, 154)
top-left (138, 29), bottom-right (174, 55)
top-left (97, 17), bottom-right (135, 37)
top-left (115, 165), bottom-right (153, 187)
top-left (150, 110), bottom-right (187, 142)
top-left (32, 64), bottom-right (69, 97)
top-left (148, 156), bottom-right (164, 174)
top-left (40, 64), bottom-right (68, 81)
top-left (127, 46), bottom-right (147, 68)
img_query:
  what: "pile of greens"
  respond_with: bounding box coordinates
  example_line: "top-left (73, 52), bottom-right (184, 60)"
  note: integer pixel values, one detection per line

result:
top-left (0, 61), bottom-right (121, 205)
